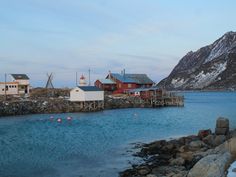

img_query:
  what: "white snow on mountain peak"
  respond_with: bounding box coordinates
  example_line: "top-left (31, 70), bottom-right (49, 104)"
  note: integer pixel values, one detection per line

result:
top-left (204, 33), bottom-right (236, 64)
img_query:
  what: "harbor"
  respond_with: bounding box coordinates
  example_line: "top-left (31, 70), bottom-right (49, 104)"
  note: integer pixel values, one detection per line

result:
top-left (0, 71), bottom-right (184, 117)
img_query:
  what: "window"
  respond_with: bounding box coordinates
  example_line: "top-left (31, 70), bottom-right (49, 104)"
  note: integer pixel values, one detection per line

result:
top-left (2, 89), bottom-right (4, 91)
top-left (119, 84), bottom-right (122, 88)
top-left (128, 84), bottom-right (132, 88)
top-left (76, 90), bottom-right (79, 92)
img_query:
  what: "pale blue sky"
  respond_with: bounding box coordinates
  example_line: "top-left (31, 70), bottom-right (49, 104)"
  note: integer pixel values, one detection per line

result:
top-left (0, 0), bottom-right (236, 87)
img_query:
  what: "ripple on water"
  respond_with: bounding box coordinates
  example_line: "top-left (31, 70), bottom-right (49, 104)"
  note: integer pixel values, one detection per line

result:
top-left (1, 92), bottom-right (236, 177)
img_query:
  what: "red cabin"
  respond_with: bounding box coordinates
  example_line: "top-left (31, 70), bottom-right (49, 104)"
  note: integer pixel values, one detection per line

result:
top-left (94, 79), bottom-right (116, 92)
top-left (106, 72), bottom-right (154, 94)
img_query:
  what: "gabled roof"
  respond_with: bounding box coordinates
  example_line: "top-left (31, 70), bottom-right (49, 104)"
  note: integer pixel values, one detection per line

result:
top-left (77, 86), bottom-right (103, 92)
top-left (11, 74), bottom-right (29, 80)
top-left (109, 73), bottom-right (154, 84)
top-left (97, 79), bottom-right (116, 84)
top-left (109, 73), bottom-right (136, 83)
top-left (125, 74), bottom-right (154, 84)
top-left (128, 86), bottom-right (160, 93)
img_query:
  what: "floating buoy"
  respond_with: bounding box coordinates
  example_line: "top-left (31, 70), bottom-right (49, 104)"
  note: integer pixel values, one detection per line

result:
top-left (57, 118), bottom-right (62, 123)
top-left (50, 116), bottom-right (54, 121)
top-left (67, 117), bottom-right (72, 121)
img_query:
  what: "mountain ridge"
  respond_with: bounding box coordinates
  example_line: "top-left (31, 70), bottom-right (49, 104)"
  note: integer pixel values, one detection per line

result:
top-left (158, 31), bottom-right (236, 90)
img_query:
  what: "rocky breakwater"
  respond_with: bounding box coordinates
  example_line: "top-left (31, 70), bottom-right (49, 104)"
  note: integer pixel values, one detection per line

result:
top-left (0, 98), bottom-right (104, 117)
top-left (120, 117), bottom-right (236, 177)
top-left (104, 95), bottom-right (151, 109)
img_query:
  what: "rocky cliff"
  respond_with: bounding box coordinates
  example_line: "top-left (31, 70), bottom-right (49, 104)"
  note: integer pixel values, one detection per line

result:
top-left (158, 31), bottom-right (236, 90)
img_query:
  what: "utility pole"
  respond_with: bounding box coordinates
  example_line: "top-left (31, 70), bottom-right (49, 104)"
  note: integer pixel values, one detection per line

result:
top-left (4, 73), bottom-right (7, 101)
top-left (76, 71), bottom-right (78, 86)
top-left (88, 68), bottom-right (91, 86)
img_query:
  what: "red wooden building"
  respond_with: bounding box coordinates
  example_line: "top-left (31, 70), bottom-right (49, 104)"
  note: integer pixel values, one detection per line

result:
top-left (105, 72), bottom-right (154, 94)
top-left (94, 79), bottom-right (116, 91)
top-left (128, 87), bottom-right (163, 99)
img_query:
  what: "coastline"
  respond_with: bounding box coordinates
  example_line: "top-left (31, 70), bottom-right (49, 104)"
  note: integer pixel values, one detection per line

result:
top-left (120, 118), bottom-right (236, 177)
top-left (0, 95), bottom-right (183, 117)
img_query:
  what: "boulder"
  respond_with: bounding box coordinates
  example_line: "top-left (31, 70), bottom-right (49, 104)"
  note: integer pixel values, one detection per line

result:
top-left (187, 152), bottom-right (232, 177)
top-left (203, 135), bottom-right (215, 146)
top-left (146, 175), bottom-right (157, 177)
top-left (215, 127), bottom-right (229, 135)
top-left (189, 140), bottom-right (206, 151)
top-left (225, 137), bottom-right (236, 157)
top-left (215, 117), bottom-right (229, 135)
top-left (178, 152), bottom-right (194, 162)
top-left (198, 129), bottom-right (212, 139)
top-left (214, 135), bottom-right (226, 146)
top-left (170, 157), bottom-right (185, 166)
top-left (138, 166), bottom-right (151, 175)
top-left (216, 117), bottom-right (229, 128)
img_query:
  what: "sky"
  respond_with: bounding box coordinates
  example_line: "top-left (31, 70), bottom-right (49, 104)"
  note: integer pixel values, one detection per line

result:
top-left (0, 0), bottom-right (236, 87)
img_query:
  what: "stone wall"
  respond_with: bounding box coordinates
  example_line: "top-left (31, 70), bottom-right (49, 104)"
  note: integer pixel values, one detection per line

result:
top-left (0, 96), bottom-right (151, 117)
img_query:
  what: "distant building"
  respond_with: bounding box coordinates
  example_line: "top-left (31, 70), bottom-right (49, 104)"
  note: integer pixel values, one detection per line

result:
top-left (0, 74), bottom-right (30, 95)
top-left (94, 78), bottom-right (116, 91)
top-left (70, 86), bottom-right (104, 102)
top-left (128, 87), bottom-right (163, 99)
top-left (11, 74), bottom-right (30, 94)
top-left (70, 74), bottom-right (104, 102)
top-left (79, 75), bottom-right (87, 86)
top-left (105, 71), bottom-right (154, 93)
top-left (0, 82), bottom-right (18, 95)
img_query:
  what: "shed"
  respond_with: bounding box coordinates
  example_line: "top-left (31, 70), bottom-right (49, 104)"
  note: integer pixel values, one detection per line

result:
top-left (70, 86), bottom-right (104, 102)
top-left (94, 79), bottom-right (116, 91)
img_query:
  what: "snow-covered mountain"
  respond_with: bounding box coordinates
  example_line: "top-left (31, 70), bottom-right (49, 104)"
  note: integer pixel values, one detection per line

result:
top-left (158, 31), bottom-right (236, 90)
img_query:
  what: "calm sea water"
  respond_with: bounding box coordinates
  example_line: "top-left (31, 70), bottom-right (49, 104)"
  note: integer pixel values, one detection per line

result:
top-left (0, 92), bottom-right (236, 177)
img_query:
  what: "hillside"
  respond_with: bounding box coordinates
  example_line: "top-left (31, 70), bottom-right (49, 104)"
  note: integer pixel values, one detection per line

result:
top-left (158, 31), bottom-right (236, 90)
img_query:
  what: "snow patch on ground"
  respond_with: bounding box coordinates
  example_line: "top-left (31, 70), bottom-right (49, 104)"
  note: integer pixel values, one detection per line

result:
top-left (192, 61), bottom-right (227, 89)
top-left (171, 78), bottom-right (187, 88)
top-left (205, 37), bottom-right (229, 63)
top-left (227, 161), bottom-right (236, 177)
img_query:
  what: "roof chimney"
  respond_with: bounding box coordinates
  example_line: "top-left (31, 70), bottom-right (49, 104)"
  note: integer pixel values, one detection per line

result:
top-left (108, 70), bottom-right (111, 79)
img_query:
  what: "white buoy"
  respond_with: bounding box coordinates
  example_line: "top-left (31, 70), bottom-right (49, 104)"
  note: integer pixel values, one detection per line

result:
top-left (67, 117), bottom-right (72, 121)
top-left (57, 118), bottom-right (62, 123)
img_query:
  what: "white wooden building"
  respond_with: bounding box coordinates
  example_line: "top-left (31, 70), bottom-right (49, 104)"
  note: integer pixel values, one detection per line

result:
top-left (11, 74), bottom-right (30, 94)
top-left (0, 82), bottom-right (18, 95)
top-left (70, 86), bottom-right (104, 102)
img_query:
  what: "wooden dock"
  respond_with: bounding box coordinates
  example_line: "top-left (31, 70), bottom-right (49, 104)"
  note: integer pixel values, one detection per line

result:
top-left (73, 100), bottom-right (104, 112)
top-left (149, 92), bottom-right (184, 107)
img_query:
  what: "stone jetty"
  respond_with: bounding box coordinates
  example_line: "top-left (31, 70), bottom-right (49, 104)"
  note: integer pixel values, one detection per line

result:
top-left (120, 117), bottom-right (236, 177)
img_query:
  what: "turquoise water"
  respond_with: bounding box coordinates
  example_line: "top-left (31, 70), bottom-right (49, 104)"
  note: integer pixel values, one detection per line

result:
top-left (0, 92), bottom-right (236, 177)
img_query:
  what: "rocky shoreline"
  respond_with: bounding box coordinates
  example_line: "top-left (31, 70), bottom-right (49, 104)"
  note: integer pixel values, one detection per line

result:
top-left (120, 118), bottom-right (236, 177)
top-left (0, 96), bottom-right (152, 117)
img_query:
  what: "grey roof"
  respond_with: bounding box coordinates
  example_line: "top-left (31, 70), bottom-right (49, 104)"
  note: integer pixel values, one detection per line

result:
top-left (78, 86), bottom-right (103, 91)
top-left (97, 79), bottom-right (116, 84)
top-left (110, 73), bottom-right (135, 83)
top-left (125, 74), bottom-right (154, 84)
top-left (11, 74), bottom-right (29, 80)
top-left (109, 73), bottom-right (154, 84)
